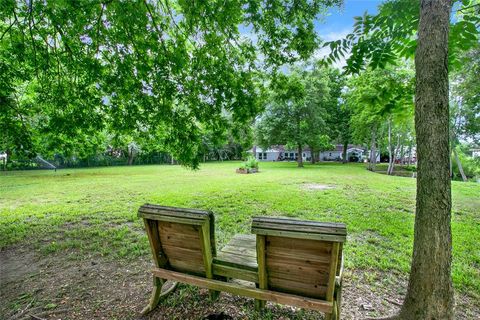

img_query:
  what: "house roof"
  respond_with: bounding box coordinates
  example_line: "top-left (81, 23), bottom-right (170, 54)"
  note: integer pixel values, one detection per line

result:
top-left (335, 144), bottom-right (364, 152)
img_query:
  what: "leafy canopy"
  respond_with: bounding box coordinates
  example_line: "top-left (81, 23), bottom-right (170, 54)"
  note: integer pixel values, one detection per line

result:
top-left (0, 0), bottom-right (341, 167)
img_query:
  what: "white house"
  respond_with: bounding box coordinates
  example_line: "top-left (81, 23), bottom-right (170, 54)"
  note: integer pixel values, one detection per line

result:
top-left (471, 148), bottom-right (480, 158)
top-left (0, 152), bottom-right (7, 169)
top-left (251, 145), bottom-right (365, 162)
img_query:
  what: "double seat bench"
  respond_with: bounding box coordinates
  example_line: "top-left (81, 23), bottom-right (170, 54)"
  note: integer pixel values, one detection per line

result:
top-left (139, 204), bottom-right (346, 320)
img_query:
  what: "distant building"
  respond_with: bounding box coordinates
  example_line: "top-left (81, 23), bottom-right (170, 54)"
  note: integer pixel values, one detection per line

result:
top-left (471, 148), bottom-right (480, 158)
top-left (0, 152), bottom-right (7, 169)
top-left (250, 145), bottom-right (365, 162)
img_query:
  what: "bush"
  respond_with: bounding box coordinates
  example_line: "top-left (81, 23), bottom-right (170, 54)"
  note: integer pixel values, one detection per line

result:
top-left (452, 149), bottom-right (480, 180)
top-left (244, 156), bottom-right (259, 169)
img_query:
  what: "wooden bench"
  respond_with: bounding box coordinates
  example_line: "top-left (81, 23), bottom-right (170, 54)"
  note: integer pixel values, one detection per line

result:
top-left (138, 204), bottom-right (346, 319)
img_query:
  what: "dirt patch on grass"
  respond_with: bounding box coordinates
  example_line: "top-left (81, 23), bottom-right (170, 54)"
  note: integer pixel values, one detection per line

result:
top-left (302, 183), bottom-right (336, 191)
top-left (1, 246), bottom-right (478, 320)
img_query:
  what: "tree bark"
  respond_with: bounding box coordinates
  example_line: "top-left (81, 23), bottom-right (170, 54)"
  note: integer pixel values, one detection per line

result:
top-left (310, 146), bottom-right (316, 164)
top-left (342, 140), bottom-right (348, 163)
top-left (297, 144), bottom-right (303, 167)
top-left (397, 1), bottom-right (454, 319)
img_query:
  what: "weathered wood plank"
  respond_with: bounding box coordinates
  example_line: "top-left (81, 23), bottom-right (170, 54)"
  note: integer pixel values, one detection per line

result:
top-left (267, 236), bottom-right (332, 253)
top-left (252, 227), bottom-right (346, 242)
top-left (212, 263), bottom-right (258, 282)
top-left (162, 245), bottom-right (204, 261)
top-left (215, 251), bottom-right (258, 271)
top-left (232, 234), bottom-right (256, 241)
top-left (141, 212), bottom-right (205, 225)
top-left (256, 235), bottom-right (268, 310)
top-left (199, 219), bottom-right (219, 300)
top-left (269, 276), bottom-right (328, 299)
top-left (252, 217), bottom-right (346, 234)
top-left (143, 219), bottom-right (168, 268)
top-left (139, 204), bottom-right (210, 219)
top-left (159, 221), bottom-right (201, 233)
top-left (326, 242), bottom-right (340, 302)
top-left (225, 237), bottom-right (257, 248)
top-left (266, 246), bottom-right (332, 264)
top-left (159, 233), bottom-right (202, 251)
top-left (151, 268), bottom-right (333, 313)
top-left (220, 244), bottom-right (257, 258)
top-left (167, 258), bottom-right (205, 274)
top-left (267, 268), bottom-right (329, 284)
top-left (267, 254), bottom-right (331, 272)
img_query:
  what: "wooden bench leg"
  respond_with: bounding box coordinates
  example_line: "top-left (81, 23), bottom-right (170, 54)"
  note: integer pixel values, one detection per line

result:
top-left (141, 277), bottom-right (178, 315)
top-left (254, 299), bottom-right (265, 312)
top-left (209, 289), bottom-right (220, 301)
top-left (335, 282), bottom-right (342, 320)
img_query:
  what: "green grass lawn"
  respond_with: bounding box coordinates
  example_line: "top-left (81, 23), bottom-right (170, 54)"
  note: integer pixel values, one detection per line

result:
top-left (1, 161), bottom-right (479, 299)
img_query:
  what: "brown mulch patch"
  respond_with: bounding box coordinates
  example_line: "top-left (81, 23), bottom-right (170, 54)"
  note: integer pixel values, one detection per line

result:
top-left (1, 247), bottom-right (478, 320)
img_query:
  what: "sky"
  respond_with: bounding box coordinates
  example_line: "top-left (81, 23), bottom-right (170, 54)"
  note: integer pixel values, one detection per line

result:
top-left (317, 0), bottom-right (382, 41)
top-left (313, 0), bottom-right (384, 67)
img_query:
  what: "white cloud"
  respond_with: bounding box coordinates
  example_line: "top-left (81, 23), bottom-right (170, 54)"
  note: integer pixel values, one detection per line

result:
top-left (315, 28), bottom-right (353, 69)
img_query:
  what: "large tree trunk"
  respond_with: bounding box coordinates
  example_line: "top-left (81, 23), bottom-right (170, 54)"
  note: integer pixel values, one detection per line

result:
top-left (297, 144), bottom-right (303, 167)
top-left (368, 130), bottom-right (377, 171)
top-left (397, 1), bottom-right (454, 319)
top-left (310, 146), bottom-right (316, 164)
top-left (342, 140), bottom-right (348, 163)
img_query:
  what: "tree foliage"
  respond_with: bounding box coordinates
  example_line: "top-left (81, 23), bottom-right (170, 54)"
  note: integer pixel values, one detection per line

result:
top-left (324, 0), bottom-right (480, 73)
top-left (256, 66), bottom-right (334, 167)
top-left (0, 0), bottom-right (341, 168)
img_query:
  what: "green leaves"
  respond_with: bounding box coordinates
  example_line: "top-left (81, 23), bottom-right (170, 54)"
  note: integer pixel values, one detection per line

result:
top-left (1, 0), bottom-right (342, 167)
top-left (344, 66), bottom-right (414, 144)
top-left (323, 0), bottom-right (479, 74)
top-left (256, 65), bottom-right (334, 152)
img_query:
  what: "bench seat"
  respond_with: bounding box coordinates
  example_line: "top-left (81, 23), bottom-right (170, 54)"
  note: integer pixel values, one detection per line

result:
top-left (213, 234), bottom-right (258, 283)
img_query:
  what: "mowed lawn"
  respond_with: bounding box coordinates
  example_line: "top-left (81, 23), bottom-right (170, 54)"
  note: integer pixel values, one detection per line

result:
top-left (1, 162), bottom-right (479, 318)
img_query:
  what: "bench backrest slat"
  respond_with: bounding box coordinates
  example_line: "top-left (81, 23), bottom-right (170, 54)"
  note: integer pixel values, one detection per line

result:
top-left (139, 204), bottom-right (216, 276)
top-left (252, 217), bottom-right (346, 300)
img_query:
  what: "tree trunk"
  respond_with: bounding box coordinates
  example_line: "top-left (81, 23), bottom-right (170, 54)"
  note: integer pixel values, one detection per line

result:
top-left (388, 132), bottom-right (401, 175)
top-left (396, 1), bottom-right (454, 319)
top-left (399, 143), bottom-right (405, 165)
top-left (368, 130), bottom-right (377, 171)
top-left (453, 148), bottom-right (467, 182)
top-left (297, 144), bottom-right (303, 167)
top-left (127, 148), bottom-right (134, 165)
top-left (407, 142), bottom-right (413, 166)
top-left (342, 140), bottom-right (348, 163)
top-left (310, 146), bottom-right (316, 164)
top-left (387, 119), bottom-right (393, 175)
